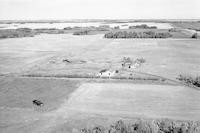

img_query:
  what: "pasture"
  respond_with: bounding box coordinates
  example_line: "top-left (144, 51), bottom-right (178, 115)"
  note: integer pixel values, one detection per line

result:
top-left (0, 34), bottom-right (200, 79)
top-left (0, 31), bottom-right (200, 132)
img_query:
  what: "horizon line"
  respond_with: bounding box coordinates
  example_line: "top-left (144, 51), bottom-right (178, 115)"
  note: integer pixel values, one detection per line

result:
top-left (0, 18), bottom-right (200, 21)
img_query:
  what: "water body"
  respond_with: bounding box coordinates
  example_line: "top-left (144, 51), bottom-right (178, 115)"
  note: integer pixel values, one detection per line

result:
top-left (66, 82), bottom-right (200, 120)
top-left (0, 22), bottom-right (173, 29)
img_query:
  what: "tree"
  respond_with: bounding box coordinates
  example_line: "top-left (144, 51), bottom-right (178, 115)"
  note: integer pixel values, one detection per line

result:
top-left (191, 33), bottom-right (198, 38)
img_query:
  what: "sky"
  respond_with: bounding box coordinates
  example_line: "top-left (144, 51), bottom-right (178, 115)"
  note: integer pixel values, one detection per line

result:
top-left (0, 0), bottom-right (199, 20)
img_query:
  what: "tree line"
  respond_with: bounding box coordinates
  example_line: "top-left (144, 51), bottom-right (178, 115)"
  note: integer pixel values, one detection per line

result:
top-left (104, 31), bottom-right (172, 38)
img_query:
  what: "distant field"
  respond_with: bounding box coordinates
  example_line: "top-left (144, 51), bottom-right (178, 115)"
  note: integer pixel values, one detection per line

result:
top-left (171, 22), bottom-right (200, 30)
top-left (0, 34), bottom-right (200, 79)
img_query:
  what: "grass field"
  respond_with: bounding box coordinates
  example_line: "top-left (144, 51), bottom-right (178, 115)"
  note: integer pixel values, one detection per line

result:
top-left (0, 34), bottom-right (200, 79)
top-left (1, 77), bottom-right (200, 133)
top-left (171, 22), bottom-right (200, 31)
top-left (0, 31), bottom-right (200, 132)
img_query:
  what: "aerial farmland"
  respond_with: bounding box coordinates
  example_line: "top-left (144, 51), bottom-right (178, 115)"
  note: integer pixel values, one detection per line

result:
top-left (0, 19), bottom-right (200, 133)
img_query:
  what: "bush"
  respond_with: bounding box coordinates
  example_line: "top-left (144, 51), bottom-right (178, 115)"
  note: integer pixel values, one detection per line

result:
top-left (114, 26), bottom-right (120, 29)
top-left (122, 57), bottom-right (133, 65)
top-left (168, 28), bottom-right (180, 32)
top-left (73, 30), bottom-right (90, 35)
top-left (79, 119), bottom-right (200, 133)
top-left (191, 33), bottom-right (198, 38)
top-left (0, 29), bottom-right (35, 39)
top-left (99, 25), bottom-right (110, 28)
top-left (135, 58), bottom-right (146, 63)
top-left (177, 75), bottom-right (200, 87)
top-left (16, 28), bottom-right (32, 32)
top-left (63, 27), bottom-right (72, 30)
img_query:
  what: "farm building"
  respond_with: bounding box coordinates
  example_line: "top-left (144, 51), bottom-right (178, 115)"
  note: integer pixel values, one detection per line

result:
top-left (98, 69), bottom-right (118, 78)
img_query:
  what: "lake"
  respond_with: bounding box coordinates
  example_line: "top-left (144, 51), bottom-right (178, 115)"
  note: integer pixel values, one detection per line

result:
top-left (0, 22), bottom-right (173, 29)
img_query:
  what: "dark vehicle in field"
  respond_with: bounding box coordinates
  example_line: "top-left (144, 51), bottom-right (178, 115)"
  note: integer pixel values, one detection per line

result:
top-left (32, 100), bottom-right (44, 107)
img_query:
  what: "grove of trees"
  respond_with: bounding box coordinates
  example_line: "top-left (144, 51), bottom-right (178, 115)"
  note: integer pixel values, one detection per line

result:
top-left (104, 31), bottom-right (172, 38)
top-left (129, 24), bottom-right (157, 29)
top-left (177, 75), bottom-right (200, 87)
top-left (73, 30), bottom-right (89, 35)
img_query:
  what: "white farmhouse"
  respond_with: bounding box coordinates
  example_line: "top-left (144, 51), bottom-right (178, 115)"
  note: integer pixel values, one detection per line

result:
top-left (98, 69), bottom-right (118, 78)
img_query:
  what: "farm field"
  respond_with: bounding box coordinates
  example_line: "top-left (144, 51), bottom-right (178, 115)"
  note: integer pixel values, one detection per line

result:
top-left (1, 77), bottom-right (200, 133)
top-left (171, 21), bottom-right (200, 30)
top-left (0, 23), bottom-right (200, 132)
top-left (0, 0), bottom-right (200, 130)
top-left (0, 34), bottom-right (200, 79)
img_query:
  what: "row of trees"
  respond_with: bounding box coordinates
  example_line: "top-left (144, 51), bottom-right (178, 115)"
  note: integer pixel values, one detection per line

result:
top-left (177, 75), bottom-right (200, 87)
top-left (129, 24), bottom-right (157, 29)
top-left (73, 30), bottom-right (90, 35)
top-left (80, 119), bottom-right (199, 133)
top-left (104, 31), bottom-right (172, 38)
top-left (0, 28), bottom-right (35, 39)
